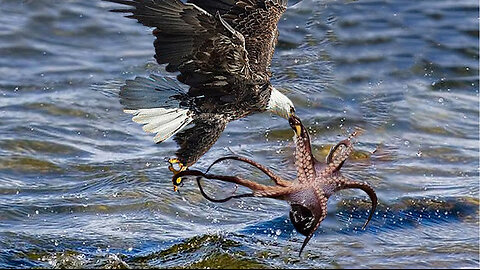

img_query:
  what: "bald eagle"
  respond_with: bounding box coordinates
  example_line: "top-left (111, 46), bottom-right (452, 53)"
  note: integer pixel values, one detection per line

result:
top-left (106, 0), bottom-right (295, 178)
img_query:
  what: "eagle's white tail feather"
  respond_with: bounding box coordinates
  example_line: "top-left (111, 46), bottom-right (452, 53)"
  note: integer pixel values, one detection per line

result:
top-left (130, 108), bottom-right (178, 127)
top-left (125, 108), bottom-right (194, 143)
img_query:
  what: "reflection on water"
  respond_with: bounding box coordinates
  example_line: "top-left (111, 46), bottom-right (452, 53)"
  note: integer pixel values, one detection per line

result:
top-left (0, 0), bottom-right (478, 268)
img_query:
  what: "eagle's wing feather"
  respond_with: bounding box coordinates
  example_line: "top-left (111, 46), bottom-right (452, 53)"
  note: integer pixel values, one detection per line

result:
top-left (187, 0), bottom-right (236, 15)
top-left (105, 0), bottom-right (253, 97)
top-left (223, 0), bottom-right (288, 74)
top-left (187, 0), bottom-right (289, 75)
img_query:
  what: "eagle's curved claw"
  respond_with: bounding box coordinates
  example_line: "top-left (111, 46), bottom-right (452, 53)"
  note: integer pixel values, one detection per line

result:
top-left (168, 158), bottom-right (187, 192)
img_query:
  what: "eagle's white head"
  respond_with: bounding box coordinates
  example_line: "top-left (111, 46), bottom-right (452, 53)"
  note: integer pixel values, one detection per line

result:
top-left (267, 87), bottom-right (295, 119)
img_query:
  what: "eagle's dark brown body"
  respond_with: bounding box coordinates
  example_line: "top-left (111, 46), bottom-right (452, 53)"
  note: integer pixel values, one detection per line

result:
top-left (106, 0), bottom-right (293, 167)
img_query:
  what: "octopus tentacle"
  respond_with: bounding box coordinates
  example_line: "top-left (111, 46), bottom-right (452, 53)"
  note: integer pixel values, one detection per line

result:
top-left (174, 169), bottom-right (271, 191)
top-left (175, 168), bottom-right (302, 201)
top-left (204, 156), bottom-right (291, 187)
top-left (254, 185), bottom-right (304, 198)
top-left (322, 128), bottom-right (363, 176)
top-left (333, 178), bottom-right (377, 230)
top-left (321, 141), bottom-right (352, 176)
top-left (195, 177), bottom-right (254, 203)
top-left (299, 229), bottom-right (314, 256)
top-left (298, 212), bottom-right (326, 256)
top-left (289, 116), bottom-right (316, 183)
top-left (326, 140), bottom-right (350, 167)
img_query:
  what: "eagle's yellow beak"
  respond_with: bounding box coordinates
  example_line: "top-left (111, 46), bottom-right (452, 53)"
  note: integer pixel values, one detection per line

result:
top-left (295, 125), bottom-right (302, 136)
top-left (288, 112), bottom-right (301, 136)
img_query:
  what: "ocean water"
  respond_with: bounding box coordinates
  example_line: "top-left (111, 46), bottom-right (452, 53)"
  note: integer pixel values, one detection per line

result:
top-left (0, 0), bottom-right (478, 268)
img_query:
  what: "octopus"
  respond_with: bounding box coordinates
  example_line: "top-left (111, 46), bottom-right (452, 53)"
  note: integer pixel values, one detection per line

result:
top-left (174, 115), bottom-right (377, 255)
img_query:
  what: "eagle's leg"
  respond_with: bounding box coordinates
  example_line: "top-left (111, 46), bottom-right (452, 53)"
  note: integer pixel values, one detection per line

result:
top-left (168, 158), bottom-right (188, 192)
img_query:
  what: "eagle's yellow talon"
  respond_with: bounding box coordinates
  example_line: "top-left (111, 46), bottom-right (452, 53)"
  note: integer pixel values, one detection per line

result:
top-left (169, 158), bottom-right (181, 164)
top-left (168, 158), bottom-right (187, 191)
top-left (168, 158), bottom-right (186, 173)
top-left (175, 177), bottom-right (183, 185)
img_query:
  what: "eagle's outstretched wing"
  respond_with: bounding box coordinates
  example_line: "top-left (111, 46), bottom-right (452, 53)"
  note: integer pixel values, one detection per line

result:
top-left (105, 0), bottom-right (254, 98)
top-left (189, 0), bottom-right (288, 74)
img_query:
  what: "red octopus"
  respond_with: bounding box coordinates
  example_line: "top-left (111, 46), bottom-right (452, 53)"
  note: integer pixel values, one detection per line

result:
top-left (174, 115), bottom-right (377, 255)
